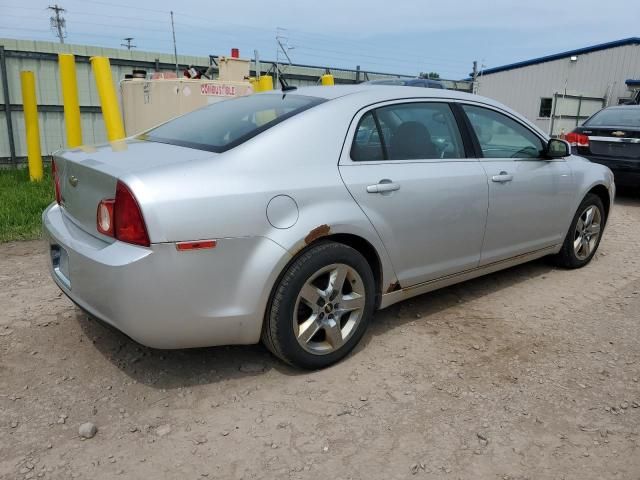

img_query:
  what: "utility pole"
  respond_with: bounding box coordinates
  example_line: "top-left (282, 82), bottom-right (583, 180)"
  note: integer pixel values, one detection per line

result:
top-left (170, 11), bottom-right (178, 76)
top-left (254, 49), bottom-right (261, 79)
top-left (121, 37), bottom-right (136, 50)
top-left (472, 60), bottom-right (478, 94)
top-left (275, 28), bottom-right (293, 87)
top-left (48, 4), bottom-right (66, 44)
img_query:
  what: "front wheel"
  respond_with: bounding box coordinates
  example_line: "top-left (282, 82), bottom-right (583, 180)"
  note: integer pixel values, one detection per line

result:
top-left (262, 242), bottom-right (375, 369)
top-left (554, 193), bottom-right (605, 268)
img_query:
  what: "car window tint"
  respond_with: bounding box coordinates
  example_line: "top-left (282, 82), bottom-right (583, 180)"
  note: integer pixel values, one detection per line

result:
top-left (376, 102), bottom-right (465, 160)
top-left (142, 94), bottom-right (325, 153)
top-left (462, 105), bottom-right (544, 159)
top-left (351, 112), bottom-right (385, 161)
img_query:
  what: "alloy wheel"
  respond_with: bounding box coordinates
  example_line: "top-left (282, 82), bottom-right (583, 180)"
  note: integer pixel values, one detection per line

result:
top-left (573, 205), bottom-right (602, 260)
top-left (293, 263), bottom-right (366, 355)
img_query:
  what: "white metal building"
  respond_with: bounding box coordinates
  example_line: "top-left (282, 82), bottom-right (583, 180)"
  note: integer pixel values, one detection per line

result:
top-left (476, 38), bottom-right (640, 136)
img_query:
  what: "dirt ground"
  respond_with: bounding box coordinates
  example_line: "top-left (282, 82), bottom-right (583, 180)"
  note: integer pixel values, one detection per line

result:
top-left (2, 195), bottom-right (640, 480)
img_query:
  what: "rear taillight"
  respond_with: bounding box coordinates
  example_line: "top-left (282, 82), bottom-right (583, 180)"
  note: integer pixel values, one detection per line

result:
top-left (565, 132), bottom-right (589, 147)
top-left (52, 160), bottom-right (61, 204)
top-left (96, 181), bottom-right (150, 247)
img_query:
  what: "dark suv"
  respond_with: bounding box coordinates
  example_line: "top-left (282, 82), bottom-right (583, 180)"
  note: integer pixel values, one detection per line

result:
top-left (567, 105), bottom-right (640, 186)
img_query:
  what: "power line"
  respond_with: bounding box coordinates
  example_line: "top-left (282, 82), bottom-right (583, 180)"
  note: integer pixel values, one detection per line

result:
top-left (51, 0), bottom-right (473, 67)
top-left (47, 4), bottom-right (66, 44)
top-left (1, 4), bottom-right (471, 76)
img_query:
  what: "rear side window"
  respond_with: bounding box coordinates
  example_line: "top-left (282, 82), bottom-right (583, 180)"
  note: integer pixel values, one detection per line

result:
top-left (141, 94), bottom-right (325, 153)
top-left (351, 102), bottom-right (465, 161)
top-left (351, 112), bottom-right (384, 161)
top-left (584, 108), bottom-right (640, 127)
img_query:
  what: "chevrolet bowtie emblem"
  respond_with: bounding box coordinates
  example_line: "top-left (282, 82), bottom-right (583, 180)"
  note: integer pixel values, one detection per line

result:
top-left (68, 175), bottom-right (79, 187)
top-left (612, 131), bottom-right (626, 137)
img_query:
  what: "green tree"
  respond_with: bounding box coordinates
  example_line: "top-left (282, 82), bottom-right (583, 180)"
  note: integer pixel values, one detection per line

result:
top-left (419, 72), bottom-right (440, 79)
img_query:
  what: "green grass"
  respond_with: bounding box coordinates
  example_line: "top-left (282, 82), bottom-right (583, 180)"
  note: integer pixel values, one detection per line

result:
top-left (0, 167), bottom-right (55, 243)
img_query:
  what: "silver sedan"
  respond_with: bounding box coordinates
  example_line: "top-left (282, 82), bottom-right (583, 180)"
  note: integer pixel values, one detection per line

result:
top-left (43, 85), bottom-right (615, 369)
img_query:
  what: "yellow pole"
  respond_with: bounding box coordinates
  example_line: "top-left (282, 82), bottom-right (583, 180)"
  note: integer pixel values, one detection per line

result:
top-left (58, 54), bottom-right (83, 148)
top-left (20, 71), bottom-right (43, 182)
top-left (321, 74), bottom-right (335, 86)
top-left (90, 56), bottom-right (125, 141)
top-left (258, 75), bottom-right (273, 92)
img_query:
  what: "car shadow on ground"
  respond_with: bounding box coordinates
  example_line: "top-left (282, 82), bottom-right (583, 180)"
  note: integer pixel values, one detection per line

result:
top-left (76, 188), bottom-right (640, 390)
top-left (76, 257), bottom-right (557, 390)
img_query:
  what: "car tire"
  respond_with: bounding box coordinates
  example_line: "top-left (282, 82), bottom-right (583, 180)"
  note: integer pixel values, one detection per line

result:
top-left (554, 193), bottom-right (605, 269)
top-left (262, 241), bottom-right (376, 369)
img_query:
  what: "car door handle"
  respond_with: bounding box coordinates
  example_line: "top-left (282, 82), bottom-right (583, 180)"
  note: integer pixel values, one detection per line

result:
top-left (491, 172), bottom-right (513, 183)
top-left (366, 182), bottom-right (400, 193)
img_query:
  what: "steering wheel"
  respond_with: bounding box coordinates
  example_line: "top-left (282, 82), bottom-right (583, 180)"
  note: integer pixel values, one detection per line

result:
top-left (510, 146), bottom-right (539, 158)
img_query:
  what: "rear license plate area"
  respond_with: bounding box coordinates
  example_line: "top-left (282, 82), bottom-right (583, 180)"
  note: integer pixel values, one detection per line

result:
top-left (51, 244), bottom-right (71, 289)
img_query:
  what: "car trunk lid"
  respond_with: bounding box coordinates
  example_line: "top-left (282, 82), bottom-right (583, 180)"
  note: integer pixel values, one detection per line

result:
top-left (54, 139), bottom-right (213, 239)
top-left (577, 126), bottom-right (640, 160)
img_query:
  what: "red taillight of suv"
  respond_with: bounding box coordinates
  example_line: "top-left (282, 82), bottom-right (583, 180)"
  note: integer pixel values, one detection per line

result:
top-left (96, 181), bottom-right (150, 247)
top-left (52, 160), bottom-right (62, 204)
top-left (565, 132), bottom-right (590, 148)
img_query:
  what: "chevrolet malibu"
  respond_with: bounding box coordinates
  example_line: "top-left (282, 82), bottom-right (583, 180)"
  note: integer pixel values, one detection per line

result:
top-left (44, 85), bottom-right (615, 369)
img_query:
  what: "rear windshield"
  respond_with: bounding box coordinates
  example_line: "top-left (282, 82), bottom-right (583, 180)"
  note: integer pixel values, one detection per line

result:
top-left (141, 94), bottom-right (325, 152)
top-left (584, 108), bottom-right (640, 128)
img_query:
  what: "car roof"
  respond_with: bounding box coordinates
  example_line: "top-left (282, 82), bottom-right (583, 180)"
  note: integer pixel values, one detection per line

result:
top-left (262, 84), bottom-right (488, 104)
top-left (260, 85), bottom-right (549, 139)
top-left (601, 105), bottom-right (640, 110)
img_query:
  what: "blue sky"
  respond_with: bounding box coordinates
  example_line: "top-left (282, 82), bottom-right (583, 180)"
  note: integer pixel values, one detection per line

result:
top-left (1, 0), bottom-right (638, 79)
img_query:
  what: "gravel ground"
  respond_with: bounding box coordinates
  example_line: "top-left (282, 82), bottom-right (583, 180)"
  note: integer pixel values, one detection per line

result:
top-left (1, 194), bottom-right (640, 480)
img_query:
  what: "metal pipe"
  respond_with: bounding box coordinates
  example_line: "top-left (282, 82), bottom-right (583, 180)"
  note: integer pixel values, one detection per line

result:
top-left (20, 71), bottom-right (43, 181)
top-left (0, 46), bottom-right (16, 165)
top-left (58, 54), bottom-right (83, 147)
top-left (170, 11), bottom-right (178, 76)
top-left (90, 56), bottom-right (125, 142)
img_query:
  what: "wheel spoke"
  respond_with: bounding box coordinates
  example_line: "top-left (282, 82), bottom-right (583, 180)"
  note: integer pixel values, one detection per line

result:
top-left (576, 218), bottom-right (585, 232)
top-left (582, 237), bottom-right (590, 256)
top-left (323, 318), bottom-right (344, 349)
top-left (587, 223), bottom-right (601, 235)
top-left (297, 317), bottom-right (320, 344)
top-left (584, 207), bottom-right (594, 227)
top-left (337, 293), bottom-right (365, 313)
top-left (300, 283), bottom-right (323, 308)
top-left (327, 265), bottom-right (348, 297)
top-left (573, 235), bottom-right (583, 252)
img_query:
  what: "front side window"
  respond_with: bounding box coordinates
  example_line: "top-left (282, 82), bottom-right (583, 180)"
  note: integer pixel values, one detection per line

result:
top-left (351, 102), bottom-right (465, 161)
top-left (142, 94), bottom-right (325, 153)
top-left (462, 105), bottom-right (544, 159)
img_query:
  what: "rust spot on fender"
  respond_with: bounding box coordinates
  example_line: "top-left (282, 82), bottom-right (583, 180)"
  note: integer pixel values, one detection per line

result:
top-left (386, 281), bottom-right (401, 293)
top-left (304, 224), bottom-right (330, 244)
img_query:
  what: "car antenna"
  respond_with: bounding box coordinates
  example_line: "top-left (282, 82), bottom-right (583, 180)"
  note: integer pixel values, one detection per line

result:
top-left (276, 66), bottom-right (296, 91)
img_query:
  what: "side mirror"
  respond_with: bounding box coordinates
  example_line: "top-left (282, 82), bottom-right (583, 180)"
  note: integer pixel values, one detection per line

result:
top-left (545, 138), bottom-right (570, 158)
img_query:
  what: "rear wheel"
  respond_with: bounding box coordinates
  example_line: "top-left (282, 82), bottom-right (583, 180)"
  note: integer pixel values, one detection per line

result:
top-left (554, 193), bottom-right (605, 268)
top-left (262, 242), bottom-right (375, 369)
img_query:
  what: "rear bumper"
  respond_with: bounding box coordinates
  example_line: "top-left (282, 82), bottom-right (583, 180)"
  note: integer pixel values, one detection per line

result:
top-left (584, 155), bottom-right (640, 186)
top-left (43, 203), bottom-right (291, 349)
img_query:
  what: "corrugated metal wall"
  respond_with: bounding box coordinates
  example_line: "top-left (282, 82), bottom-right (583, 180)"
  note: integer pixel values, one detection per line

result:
top-left (476, 44), bottom-right (640, 134)
top-left (2, 38), bottom-right (471, 162)
top-left (0, 38), bottom-right (208, 161)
